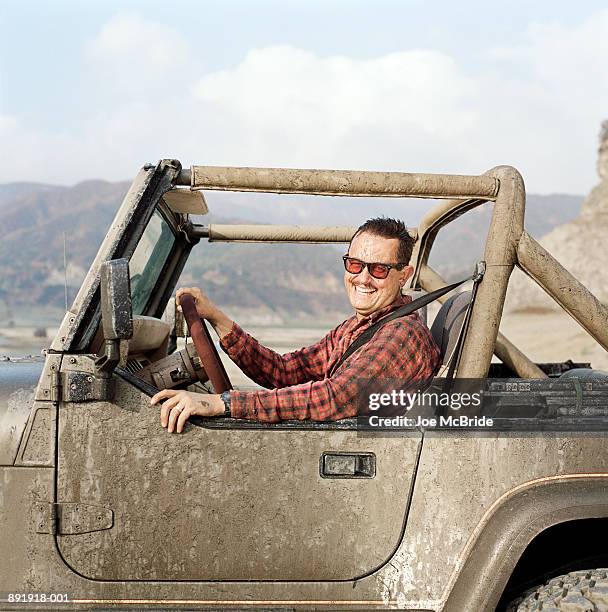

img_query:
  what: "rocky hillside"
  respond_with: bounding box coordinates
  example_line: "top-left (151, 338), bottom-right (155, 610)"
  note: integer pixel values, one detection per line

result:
top-left (0, 174), bottom-right (583, 325)
top-left (506, 122), bottom-right (608, 313)
top-left (180, 242), bottom-right (349, 324)
top-left (0, 181), bottom-right (128, 318)
top-left (0, 181), bottom-right (352, 325)
top-left (428, 193), bottom-right (582, 281)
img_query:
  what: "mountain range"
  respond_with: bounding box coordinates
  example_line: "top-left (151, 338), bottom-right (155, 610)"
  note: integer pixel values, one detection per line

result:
top-left (0, 179), bottom-right (583, 325)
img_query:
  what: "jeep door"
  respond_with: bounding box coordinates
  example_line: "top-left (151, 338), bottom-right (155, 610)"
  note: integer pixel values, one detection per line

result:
top-left (53, 162), bottom-right (421, 581)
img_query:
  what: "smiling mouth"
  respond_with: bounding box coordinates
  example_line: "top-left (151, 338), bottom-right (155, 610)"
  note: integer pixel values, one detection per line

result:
top-left (354, 286), bottom-right (376, 294)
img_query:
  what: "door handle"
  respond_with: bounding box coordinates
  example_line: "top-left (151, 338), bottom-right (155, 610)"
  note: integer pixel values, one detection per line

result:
top-left (320, 452), bottom-right (376, 478)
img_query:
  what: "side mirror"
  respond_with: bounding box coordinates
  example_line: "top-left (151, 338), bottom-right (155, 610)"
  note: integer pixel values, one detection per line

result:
top-left (100, 258), bottom-right (133, 340)
top-left (96, 259), bottom-right (133, 374)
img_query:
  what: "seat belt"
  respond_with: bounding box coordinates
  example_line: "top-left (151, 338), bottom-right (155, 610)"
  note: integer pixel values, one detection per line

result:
top-left (443, 262), bottom-right (486, 392)
top-left (432, 262), bottom-right (486, 418)
top-left (330, 262), bottom-right (486, 376)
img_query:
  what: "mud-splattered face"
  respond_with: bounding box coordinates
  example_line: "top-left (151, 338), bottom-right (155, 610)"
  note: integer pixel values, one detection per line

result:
top-left (344, 231), bottom-right (412, 320)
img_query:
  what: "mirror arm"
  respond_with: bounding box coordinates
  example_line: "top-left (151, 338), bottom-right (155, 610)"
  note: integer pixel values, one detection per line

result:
top-left (95, 339), bottom-right (121, 376)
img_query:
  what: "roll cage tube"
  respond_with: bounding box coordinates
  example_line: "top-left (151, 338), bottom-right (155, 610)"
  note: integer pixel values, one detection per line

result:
top-left (178, 164), bottom-right (608, 378)
top-left (55, 162), bottom-right (608, 381)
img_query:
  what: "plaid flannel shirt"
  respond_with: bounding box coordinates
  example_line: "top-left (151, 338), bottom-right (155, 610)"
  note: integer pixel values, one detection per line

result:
top-left (220, 294), bottom-right (441, 423)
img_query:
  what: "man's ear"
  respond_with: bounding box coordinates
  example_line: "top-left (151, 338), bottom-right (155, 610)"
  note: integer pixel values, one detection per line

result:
top-left (400, 265), bottom-right (414, 287)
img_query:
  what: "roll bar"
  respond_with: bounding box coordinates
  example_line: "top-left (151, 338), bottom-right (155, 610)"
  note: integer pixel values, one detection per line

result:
top-left (188, 224), bottom-right (418, 243)
top-left (178, 166), bottom-right (499, 200)
top-left (176, 162), bottom-right (608, 379)
top-left (189, 224), bottom-right (358, 243)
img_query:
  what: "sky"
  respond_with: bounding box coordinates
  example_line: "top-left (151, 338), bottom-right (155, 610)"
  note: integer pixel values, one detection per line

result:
top-left (0, 0), bottom-right (607, 194)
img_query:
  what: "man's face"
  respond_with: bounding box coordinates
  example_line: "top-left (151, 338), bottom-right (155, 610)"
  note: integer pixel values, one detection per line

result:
top-left (344, 231), bottom-right (413, 320)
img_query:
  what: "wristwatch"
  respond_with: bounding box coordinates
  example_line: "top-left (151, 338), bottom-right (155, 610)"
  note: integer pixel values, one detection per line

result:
top-left (220, 391), bottom-right (231, 418)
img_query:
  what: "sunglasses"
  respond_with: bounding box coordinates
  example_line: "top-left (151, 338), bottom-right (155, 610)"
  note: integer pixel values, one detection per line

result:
top-left (342, 255), bottom-right (407, 280)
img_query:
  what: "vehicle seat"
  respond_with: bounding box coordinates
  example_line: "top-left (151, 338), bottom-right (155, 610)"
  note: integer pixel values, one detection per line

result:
top-left (430, 291), bottom-right (471, 364)
top-left (127, 315), bottom-right (171, 361)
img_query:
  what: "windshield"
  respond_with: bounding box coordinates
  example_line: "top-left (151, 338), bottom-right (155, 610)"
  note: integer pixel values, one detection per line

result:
top-left (129, 208), bottom-right (176, 315)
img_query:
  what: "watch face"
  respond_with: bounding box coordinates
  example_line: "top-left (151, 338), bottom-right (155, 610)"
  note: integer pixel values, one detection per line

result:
top-left (221, 391), bottom-right (231, 417)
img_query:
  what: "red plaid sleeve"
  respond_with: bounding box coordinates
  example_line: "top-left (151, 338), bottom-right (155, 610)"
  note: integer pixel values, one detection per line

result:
top-left (227, 316), bottom-right (440, 423)
top-left (220, 322), bottom-right (340, 388)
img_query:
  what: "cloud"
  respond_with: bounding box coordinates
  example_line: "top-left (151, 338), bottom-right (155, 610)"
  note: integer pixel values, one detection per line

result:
top-left (477, 10), bottom-right (608, 193)
top-left (1, 9), bottom-right (607, 195)
top-left (0, 114), bottom-right (18, 131)
top-left (195, 47), bottom-right (476, 133)
top-left (84, 11), bottom-right (190, 95)
top-left (192, 47), bottom-right (478, 171)
top-left (186, 18), bottom-right (607, 194)
top-left (493, 10), bottom-right (608, 90)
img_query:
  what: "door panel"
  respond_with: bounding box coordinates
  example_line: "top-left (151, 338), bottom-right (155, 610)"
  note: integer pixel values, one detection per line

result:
top-left (56, 380), bottom-right (420, 580)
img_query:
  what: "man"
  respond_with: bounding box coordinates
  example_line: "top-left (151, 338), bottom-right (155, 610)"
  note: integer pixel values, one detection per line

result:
top-left (151, 217), bottom-right (440, 432)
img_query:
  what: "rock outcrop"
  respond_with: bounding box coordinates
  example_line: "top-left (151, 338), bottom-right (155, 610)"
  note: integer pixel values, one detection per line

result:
top-left (505, 121), bottom-right (608, 312)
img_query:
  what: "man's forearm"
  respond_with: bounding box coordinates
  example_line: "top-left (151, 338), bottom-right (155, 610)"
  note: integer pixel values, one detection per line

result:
top-left (220, 323), bottom-right (334, 390)
top-left (208, 309), bottom-right (234, 341)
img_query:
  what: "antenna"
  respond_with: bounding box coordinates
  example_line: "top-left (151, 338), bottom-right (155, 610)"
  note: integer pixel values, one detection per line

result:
top-left (63, 231), bottom-right (69, 312)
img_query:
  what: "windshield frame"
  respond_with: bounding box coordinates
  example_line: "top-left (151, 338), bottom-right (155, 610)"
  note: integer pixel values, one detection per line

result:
top-left (55, 161), bottom-right (193, 354)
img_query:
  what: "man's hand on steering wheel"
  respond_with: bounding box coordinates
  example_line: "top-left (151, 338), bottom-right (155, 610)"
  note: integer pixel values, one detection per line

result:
top-left (157, 287), bottom-right (233, 432)
top-left (176, 287), bottom-right (217, 319)
top-left (175, 287), bottom-right (234, 340)
top-left (150, 389), bottom-right (224, 433)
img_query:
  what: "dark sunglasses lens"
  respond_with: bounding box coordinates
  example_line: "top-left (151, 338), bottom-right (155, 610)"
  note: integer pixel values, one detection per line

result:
top-left (369, 263), bottom-right (390, 279)
top-left (344, 258), bottom-right (364, 274)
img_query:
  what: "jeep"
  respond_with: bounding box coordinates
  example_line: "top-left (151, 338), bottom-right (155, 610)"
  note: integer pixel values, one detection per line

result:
top-left (2, 160), bottom-right (608, 611)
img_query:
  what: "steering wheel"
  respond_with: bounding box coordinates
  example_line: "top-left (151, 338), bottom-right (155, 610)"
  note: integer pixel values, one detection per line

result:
top-left (179, 294), bottom-right (232, 393)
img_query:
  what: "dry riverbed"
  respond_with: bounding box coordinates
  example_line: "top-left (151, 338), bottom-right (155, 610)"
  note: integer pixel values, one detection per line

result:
top-left (2, 310), bottom-right (606, 388)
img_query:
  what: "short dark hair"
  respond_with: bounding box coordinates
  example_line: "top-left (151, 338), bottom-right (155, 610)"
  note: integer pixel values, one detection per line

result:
top-left (350, 217), bottom-right (414, 264)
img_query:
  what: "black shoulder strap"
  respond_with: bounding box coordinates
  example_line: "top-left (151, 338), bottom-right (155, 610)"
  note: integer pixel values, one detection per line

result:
top-left (443, 262), bottom-right (486, 392)
top-left (330, 271), bottom-right (479, 376)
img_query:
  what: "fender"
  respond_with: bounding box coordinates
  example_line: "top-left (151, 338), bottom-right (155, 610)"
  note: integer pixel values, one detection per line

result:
top-left (444, 474), bottom-right (608, 611)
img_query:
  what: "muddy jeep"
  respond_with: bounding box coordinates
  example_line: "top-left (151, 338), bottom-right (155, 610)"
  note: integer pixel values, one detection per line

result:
top-left (2, 160), bottom-right (608, 611)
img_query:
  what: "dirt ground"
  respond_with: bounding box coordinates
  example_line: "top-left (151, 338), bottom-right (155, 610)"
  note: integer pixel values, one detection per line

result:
top-left (2, 309), bottom-right (606, 388)
top-left (498, 310), bottom-right (608, 371)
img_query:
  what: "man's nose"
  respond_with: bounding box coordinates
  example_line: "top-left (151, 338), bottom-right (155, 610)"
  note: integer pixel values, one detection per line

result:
top-left (356, 265), bottom-right (373, 283)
